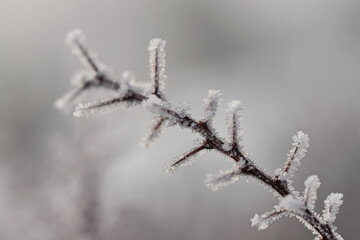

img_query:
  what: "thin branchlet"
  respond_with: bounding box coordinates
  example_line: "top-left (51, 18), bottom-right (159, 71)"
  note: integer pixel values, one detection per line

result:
top-left (56, 29), bottom-right (344, 240)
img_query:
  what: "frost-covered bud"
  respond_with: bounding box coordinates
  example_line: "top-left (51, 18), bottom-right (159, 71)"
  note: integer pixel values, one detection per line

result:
top-left (303, 175), bottom-right (321, 211)
top-left (202, 89), bottom-right (221, 123)
top-left (148, 38), bottom-right (166, 98)
top-left (322, 193), bottom-right (343, 224)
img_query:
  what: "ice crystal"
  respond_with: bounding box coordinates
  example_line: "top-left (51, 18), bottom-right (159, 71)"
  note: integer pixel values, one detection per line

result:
top-left (279, 195), bottom-right (305, 214)
top-left (164, 145), bottom-right (205, 175)
top-left (251, 208), bottom-right (288, 230)
top-left (277, 131), bottom-right (309, 181)
top-left (143, 95), bottom-right (190, 127)
top-left (303, 175), bottom-right (321, 211)
top-left (148, 38), bottom-right (166, 99)
top-left (73, 99), bottom-right (122, 117)
top-left (204, 165), bottom-right (241, 191)
top-left (226, 100), bottom-right (244, 148)
top-left (322, 193), bottom-right (343, 224)
top-left (141, 117), bottom-right (165, 148)
top-left (66, 29), bottom-right (103, 72)
top-left (73, 94), bottom-right (135, 117)
top-left (202, 89), bottom-right (221, 123)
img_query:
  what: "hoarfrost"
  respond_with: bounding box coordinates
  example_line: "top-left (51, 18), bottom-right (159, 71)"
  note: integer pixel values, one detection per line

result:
top-left (204, 165), bottom-right (241, 191)
top-left (163, 145), bottom-right (205, 175)
top-left (279, 195), bottom-right (305, 214)
top-left (202, 89), bottom-right (221, 123)
top-left (303, 175), bottom-right (321, 211)
top-left (148, 38), bottom-right (166, 98)
top-left (251, 209), bottom-right (287, 230)
top-left (66, 29), bottom-right (103, 72)
top-left (278, 131), bottom-right (309, 181)
top-left (322, 193), bottom-right (343, 224)
top-left (226, 100), bottom-right (244, 148)
top-left (141, 117), bottom-right (165, 148)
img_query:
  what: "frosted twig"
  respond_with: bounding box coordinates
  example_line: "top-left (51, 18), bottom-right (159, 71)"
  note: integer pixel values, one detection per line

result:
top-left (275, 131), bottom-right (309, 182)
top-left (141, 117), bottom-right (166, 148)
top-left (205, 166), bottom-right (242, 191)
top-left (251, 209), bottom-right (288, 230)
top-left (55, 29), bottom-right (344, 240)
top-left (322, 193), bottom-right (343, 225)
top-left (226, 100), bottom-right (244, 149)
top-left (303, 175), bottom-right (321, 211)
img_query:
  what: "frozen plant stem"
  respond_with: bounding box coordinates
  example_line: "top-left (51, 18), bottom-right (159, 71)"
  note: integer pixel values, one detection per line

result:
top-left (56, 29), bottom-right (344, 240)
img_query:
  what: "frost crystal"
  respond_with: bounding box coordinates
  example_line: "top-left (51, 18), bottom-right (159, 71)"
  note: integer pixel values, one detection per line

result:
top-left (66, 29), bottom-right (85, 48)
top-left (148, 38), bottom-right (166, 98)
top-left (277, 131), bottom-right (309, 181)
top-left (141, 117), bottom-right (165, 148)
top-left (322, 193), bottom-right (343, 224)
top-left (303, 175), bottom-right (321, 211)
top-left (73, 99), bottom-right (122, 117)
top-left (66, 29), bottom-right (103, 72)
top-left (226, 100), bottom-right (244, 149)
top-left (279, 195), bottom-right (305, 214)
top-left (251, 209), bottom-right (287, 230)
top-left (202, 89), bottom-right (221, 123)
top-left (164, 145), bottom-right (205, 175)
top-left (204, 166), bottom-right (241, 191)
top-left (143, 95), bottom-right (190, 127)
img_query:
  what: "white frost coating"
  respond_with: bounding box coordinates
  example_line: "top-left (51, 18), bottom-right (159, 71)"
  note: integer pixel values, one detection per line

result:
top-left (202, 89), bottom-right (221, 123)
top-left (164, 156), bottom-right (193, 175)
top-left (163, 145), bottom-right (204, 175)
top-left (226, 100), bottom-right (244, 148)
top-left (141, 117), bottom-right (164, 148)
top-left (148, 38), bottom-right (166, 97)
top-left (303, 175), bottom-right (321, 211)
top-left (251, 209), bottom-right (288, 230)
top-left (66, 29), bottom-right (103, 71)
top-left (204, 165), bottom-right (241, 191)
top-left (121, 71), bottom-right (135, 84)
top-left (279, 195), bottom-right (305, 214)
top-left (296, 216), bottom-right (320, 237)
top-left (143, 95), bottom-right (190, 127)
top-left (66, 29), bottom-right (85, 47)
top-left (73, 97), bottom-right (130, 117)
top-left (322, 193), bottom-right (343, 224)
top-left (278, 131), bottom-right (309, 181)
top-left (222, 141), bottom-right (232, 151)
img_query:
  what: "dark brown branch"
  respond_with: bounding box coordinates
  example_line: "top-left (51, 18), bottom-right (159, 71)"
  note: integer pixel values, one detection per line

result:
top-left (283, 144), bottom-right (299, 174)
top-left (153, 49), bottom-right (160, 97)
top-left (172, 144), bottom-right (206, 167)
top-left (75, 40), bottom-right (100, 73)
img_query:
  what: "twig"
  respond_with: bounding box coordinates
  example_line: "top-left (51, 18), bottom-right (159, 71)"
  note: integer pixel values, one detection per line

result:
top-left (55, 29), bottom-right (344, 240)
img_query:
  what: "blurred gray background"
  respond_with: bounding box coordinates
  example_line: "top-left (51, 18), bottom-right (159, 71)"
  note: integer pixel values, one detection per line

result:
top-left (0, 0), bottom-right (359, 239)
